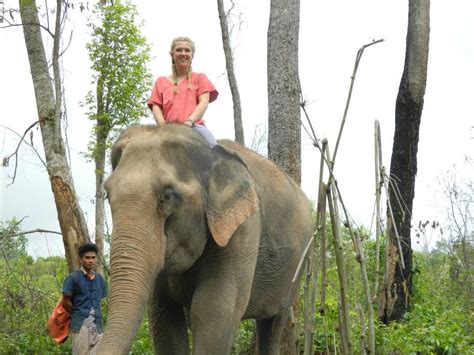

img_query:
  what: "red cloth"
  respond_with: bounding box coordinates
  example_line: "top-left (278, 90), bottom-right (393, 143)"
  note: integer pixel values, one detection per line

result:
top-left (47, 296), bottom-right (71, 343)
top-left (147, 72), bottom-right (218, 125)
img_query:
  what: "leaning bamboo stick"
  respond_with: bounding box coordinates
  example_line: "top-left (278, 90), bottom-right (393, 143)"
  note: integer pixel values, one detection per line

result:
top-left (373, 120), bottom-right (383, 301)
top-left (319, 185), bottom-right (328, 318)
top-left (332, 39), bottom-right (384, 165)
top-left (330, 183), bottom-right (375, 354)
top-left (303, 244), bottom-right (314, 355)
top-left (384, 181), bottom-right (405, 269)
top-left (354, 230), bottom-right (376, 354)
top-left (327, 185), bottom-right (352, 354)
top-left (303, 141), bottom-right (327, 355)
top-left (357, 304), bottom-right (367, 355)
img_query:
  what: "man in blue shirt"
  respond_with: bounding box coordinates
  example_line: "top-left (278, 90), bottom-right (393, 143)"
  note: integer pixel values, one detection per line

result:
top-left (63, 243), bottom-right (107, 354)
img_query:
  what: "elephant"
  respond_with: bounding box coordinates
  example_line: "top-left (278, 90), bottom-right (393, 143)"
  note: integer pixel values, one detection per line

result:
top-left (99, 123), bottom-right (313, 354)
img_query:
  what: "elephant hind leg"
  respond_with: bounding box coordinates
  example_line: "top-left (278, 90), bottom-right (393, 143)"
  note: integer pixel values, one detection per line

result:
top-left (149, 292), bottom-right (189, 354)
top-left (255, 308), bottom-right (289, 355)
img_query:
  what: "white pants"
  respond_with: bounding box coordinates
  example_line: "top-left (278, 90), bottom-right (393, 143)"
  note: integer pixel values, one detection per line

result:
top-left (71, 326), bottom-right (102, 355)
top-left (193, 124), bottom-right (217, 147)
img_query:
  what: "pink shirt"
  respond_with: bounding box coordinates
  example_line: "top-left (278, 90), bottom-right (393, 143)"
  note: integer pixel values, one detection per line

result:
top-left (147, 72), bottom-right (218, 125)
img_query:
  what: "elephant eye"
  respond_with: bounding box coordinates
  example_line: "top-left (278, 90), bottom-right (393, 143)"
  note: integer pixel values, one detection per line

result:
top-left (159, 187), bottom-right (182, 214)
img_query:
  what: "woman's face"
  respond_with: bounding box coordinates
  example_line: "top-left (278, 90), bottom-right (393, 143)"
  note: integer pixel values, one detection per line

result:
top-left (171, 41), bottom-right (193, 69)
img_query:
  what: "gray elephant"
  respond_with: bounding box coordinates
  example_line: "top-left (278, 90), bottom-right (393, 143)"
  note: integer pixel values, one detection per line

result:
top-left (99, 124), bottom-right (313, 354)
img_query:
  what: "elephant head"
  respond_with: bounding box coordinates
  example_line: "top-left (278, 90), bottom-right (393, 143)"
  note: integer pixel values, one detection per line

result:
top-left (99, 124), bottom-right (259, 353)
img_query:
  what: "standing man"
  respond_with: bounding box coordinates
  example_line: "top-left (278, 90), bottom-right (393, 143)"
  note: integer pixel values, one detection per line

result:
top-left (63, 243), bottom-right (107, 354)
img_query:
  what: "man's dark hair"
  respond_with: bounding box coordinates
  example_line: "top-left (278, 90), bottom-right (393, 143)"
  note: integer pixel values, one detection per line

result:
top-left (79, 242), bottom-right (98, 258)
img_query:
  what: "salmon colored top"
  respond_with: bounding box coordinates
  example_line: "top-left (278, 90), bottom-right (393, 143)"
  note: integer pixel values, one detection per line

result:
top-left (147, 72), bottom-right (218, 125)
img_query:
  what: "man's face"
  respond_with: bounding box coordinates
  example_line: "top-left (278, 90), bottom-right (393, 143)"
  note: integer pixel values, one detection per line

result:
top-left (80, 251), bottom-right (97, 271)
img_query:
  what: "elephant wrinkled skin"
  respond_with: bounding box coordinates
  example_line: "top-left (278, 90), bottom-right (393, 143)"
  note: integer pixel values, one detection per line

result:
top-left (99, 124), bottom-right (313, 354)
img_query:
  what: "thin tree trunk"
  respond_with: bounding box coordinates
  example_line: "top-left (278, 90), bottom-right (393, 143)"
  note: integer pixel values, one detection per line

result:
top-left (379, 0), bottom-right (430, 323)
top-left (267, 0), bottom-right (302, 184)
top-left (217, 0), bottom-right (244, 145)
top-left (94, 76), bottom-right (107, 274)
top-left (19, 0), bottom-right (89, 271)
top-left (267, 1), bottom-right (302, 353)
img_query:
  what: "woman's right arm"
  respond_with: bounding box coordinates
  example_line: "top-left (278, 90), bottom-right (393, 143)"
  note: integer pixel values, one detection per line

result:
top-left (152, 104), bottom-right (166, 127)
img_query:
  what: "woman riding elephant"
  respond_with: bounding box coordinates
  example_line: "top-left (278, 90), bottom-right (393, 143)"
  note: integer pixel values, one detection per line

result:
top-left (98, 124), bottom-right (313, 355)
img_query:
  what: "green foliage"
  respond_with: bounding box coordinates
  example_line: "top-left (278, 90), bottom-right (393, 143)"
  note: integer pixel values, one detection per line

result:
top-left (130, 316), bottom-right (154, 354)
top-left (231, 319), bottom-right (255, 354)
top-left (376, 251), bottom-right (473, 354)
top-left (84, 0), bottom-right (153, 159)
top-left (0, 255), bottom-right (71, 354)
top-left (0, 218), bottom-right (28, 260)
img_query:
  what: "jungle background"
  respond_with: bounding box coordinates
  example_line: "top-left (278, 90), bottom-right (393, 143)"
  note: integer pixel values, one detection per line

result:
top-left (1, 0), bottom-right (473, 354)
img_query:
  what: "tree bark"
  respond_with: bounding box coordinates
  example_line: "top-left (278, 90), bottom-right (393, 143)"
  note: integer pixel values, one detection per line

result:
top-left (267, 0), bottom-right (302, 184)
top-left (94, 76), bottom-right (107, 274)
top-left (267, 0), bottom-right (301, 353)
top-left (19, 0), bottom-right (89, 271)
top-left (217, 0), bottom-right (245, 145)
top-left (379, 0), bottom-right (430, 323)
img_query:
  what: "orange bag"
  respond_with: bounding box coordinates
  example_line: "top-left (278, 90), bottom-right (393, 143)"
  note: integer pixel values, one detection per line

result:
top-left (47, 296), bottom-right (71, 343)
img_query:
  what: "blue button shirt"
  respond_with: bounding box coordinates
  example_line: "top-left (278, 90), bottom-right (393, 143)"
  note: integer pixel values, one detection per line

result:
top-left (62, 269), bottom-right (107, 333)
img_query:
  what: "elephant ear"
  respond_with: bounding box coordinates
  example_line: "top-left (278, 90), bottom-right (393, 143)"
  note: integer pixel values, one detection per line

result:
top-left (206, 146), bottom-right (260, 247)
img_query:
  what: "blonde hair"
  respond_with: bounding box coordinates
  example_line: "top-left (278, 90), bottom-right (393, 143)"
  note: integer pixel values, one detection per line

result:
top-left (170, 37), bottom-right (195, 93)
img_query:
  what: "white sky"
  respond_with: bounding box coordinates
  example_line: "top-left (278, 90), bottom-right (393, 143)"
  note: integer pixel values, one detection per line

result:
top-left (1, 0), bottom-right (473, 257)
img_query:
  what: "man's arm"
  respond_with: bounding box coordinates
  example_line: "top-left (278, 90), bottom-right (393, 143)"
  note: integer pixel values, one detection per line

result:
top-left (62, 295), bottom-right (73, 315)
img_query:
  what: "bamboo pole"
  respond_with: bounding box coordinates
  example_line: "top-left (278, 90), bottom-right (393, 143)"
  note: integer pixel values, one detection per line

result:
top-left (357, 304), bottom-right (367, 355)
top-left (301, 40), bottom-right (384, 355)
top-left (373, 120), bottom-right (383, 301)
top-left (303, 141), bottom-right (327, 355)
top-left (384, 182), bottom-right (405, 269)
top-left (354, 231), bottom-right (376, 354)
top-left (303, 248), bottom-right (314, 355)
top-left (319, 184), bottom-right (328, 317)
top-left (332, 39), bottom-right (384, 164)
top-left (327, 185), bottom-right (352, 354)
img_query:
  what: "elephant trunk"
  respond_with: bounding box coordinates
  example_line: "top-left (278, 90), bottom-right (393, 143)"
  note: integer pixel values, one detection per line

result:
top-left (98, 209), bottom-right (165, 354)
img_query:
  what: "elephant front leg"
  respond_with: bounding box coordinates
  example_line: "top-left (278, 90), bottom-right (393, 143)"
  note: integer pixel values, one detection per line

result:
top-left (189, 284), bottom-right (247, 355)
top-left (149, 289), bottom-right (189, 354)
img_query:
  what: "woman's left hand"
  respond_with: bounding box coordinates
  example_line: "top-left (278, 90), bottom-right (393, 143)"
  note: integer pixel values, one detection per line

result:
top-left (184, 119), bottom-right (194, 127)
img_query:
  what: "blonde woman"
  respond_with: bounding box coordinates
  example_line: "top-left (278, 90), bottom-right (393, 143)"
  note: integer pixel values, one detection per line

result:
top-left (148, 37), bottom-right (218, 146)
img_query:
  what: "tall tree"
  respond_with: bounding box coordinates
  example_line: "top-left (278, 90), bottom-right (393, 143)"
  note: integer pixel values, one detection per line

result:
top-left (19, 0), bottom-right (89, 272)
top-left (217, 0), bottom-right (244, 145)
top-left (267, 0), bottom-right (302, 184)
top-left (379, 0), bottom-right (430, 323)
top-left (267, 0), bottom-right (301, 353)
top-left (84, 0), bottom-right (152, 271)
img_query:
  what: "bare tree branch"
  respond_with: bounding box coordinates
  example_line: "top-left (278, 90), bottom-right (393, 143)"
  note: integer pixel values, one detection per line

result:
top-left (1, 121), bottom-right (46, 185)
top-left (1, 229), bottom-right (62, 240)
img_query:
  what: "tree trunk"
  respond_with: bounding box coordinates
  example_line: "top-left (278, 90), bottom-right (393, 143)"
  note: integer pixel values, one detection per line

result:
top-left (217, 0), bottom-right (245, 145)
top-left (379, 0), bottom-right (430, 323)
top-left (94, 76), bottom-right (107, 274)
top-left (267, 0), bottom-right (302, 185)
top-left (267, 0), bottom-right (301, 353)
top-left (19, 0), bottom-right (89, 271)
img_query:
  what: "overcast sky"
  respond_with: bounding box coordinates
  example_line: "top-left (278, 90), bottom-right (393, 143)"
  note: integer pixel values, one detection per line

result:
top-left (1, 0), bottom-right (473, 257)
